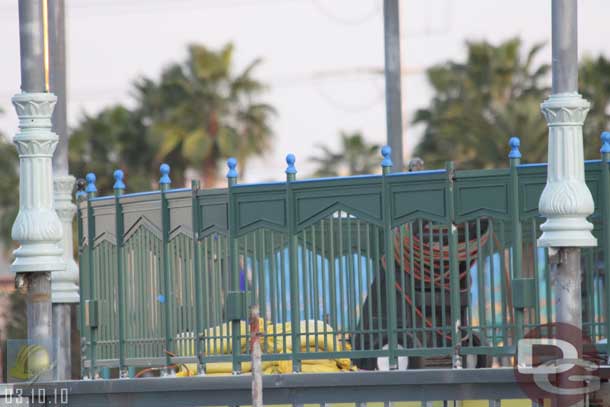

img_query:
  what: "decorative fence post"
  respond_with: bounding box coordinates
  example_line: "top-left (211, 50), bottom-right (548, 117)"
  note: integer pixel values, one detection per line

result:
top-left (85, 172), bottom-right (98, 378)
top-left (114, 170), bottom-right (128, 377)
top-left (445, 161), bottom-right (462, 368)
top-left (600, 132), bottom-right (610, 360)
top-left (75, 178), bottom-right (87, 379)
top-left (286, 154), bottom-right (301, 372)
top-left (508, 138), bottom-right (525, 344)
top-left (159, 163), bottom-right (174, 376)
top-left (381, 146), bottom-right (398, 367)
top-left (227, 158), bottom-right (241, 374)
top-left (52, 174), bottom-right (79, 380)
top-left (191, 179), bottom-right (205, 375)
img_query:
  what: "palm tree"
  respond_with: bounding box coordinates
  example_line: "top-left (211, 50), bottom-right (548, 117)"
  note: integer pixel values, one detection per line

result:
top-left (309, 131), bottom-right (380, 177)
top-left (136, 43), bottom-right (275, 187)
top-left (580, 55), bottom-right (610, 157)
top-left (69, 105), bottom-right (160, 194)
top-left (414, 38), bottom-right (550, 169)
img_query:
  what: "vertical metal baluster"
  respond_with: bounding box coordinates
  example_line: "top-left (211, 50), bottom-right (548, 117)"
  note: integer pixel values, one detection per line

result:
top-left (408, 223), bottom-right (417, 347)
top-left (365, 223), bottom-right (374, 351)
top-left (285, 154), bottom-right (300, 371)
top-left (399, 226), bottom-right (407, 349)
top-left (191, 181), bottom-right (204, 374)
top-left (429, 223), bottom-right (436, 348)
top-left (488, 221), bottom-right (497, 346)
top-left (85, 173), bottom-right (98, 378)
top-left (159, 164), bottom-right (173, 375)
top-left (446, 162), bottom-right (462, 368)
top-left (321, 220), bottom-right (329, 351)
top-left (329, 214), bottom-right (338, 351)
top-left (381, 147), bottom-right (397, 366)
top-left (465, 222), bottom-right (472, 348)
top-left (338, 211), bottom-right (346, 335)
top-left (509, 138), bottom-right (524, 346)
top-left (476, 218), bottom-right (486, 344)
top-left (226, 158), bottom-right (242, 373)
top-left (113, 170), bottom-right (127, 377)
top-left (75, 181), bottom-right (87, 378)
top-left (601, 132), bottom-right (610, 357)
top-left (312, 225), bottom-right (320, 351)
top-left (418, 219), bottom-right (427, 348)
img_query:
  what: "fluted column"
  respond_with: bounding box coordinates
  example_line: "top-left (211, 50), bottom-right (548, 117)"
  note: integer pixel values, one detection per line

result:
top-left (11, 92), bottom-right (65, 274)
top-left (537, 93), bottom-right (596, 247)
top-left (52, 175), bottom-right (78, 302)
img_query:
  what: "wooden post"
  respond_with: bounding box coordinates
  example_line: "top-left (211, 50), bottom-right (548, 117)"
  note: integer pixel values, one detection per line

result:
top-left (250, 305), bottom-right (263, 407)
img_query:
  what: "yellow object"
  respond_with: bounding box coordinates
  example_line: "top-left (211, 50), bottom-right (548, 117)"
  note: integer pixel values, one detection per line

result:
top-left (267, 320), bottom-right (350, 353)
top-left (9, 344), bottom-right (51, 380)
top-left (176, 319), bottom-right (353, 376)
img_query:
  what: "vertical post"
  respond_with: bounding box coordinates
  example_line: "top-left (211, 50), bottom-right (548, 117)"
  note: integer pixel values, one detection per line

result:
top-left (52, 175), bottom-right (78, 380)
top-left (383, 0), bottom-right (404, 172)
top-left (13, 1), bottom-right (64, 383)
top-left (85, 173), bottom-right (97, 379)
top-left (508, 137), bottom-right (525, 343)
top-left (159, 163), bottom-right (174, 376)
top-left (539, 0), bottom-right (593, 343)
top-left (446, 161), bottom-right (462, 368)
top-left (49, 0), bottom-right (79, 380)
top-left (250, 305), bottom-right (263, 407)
top-left (191, 180), bottom-right (205, 375)
top-left (75, 179), bottom-right (87, 379)
top-left (18, 0), bottom-right (45, 92)
top-left (227, 158), bottom-right (241, 374)
top-left (285, 154), bottom-right (301, 373)
top-left (538, 3), bottom-right (594, 404)
top-left (113, 170), bottom-right (128, 378)
top-left (601, 132), bottom-right (610, 361)
top-left (381, 146), bottom-right (398, 367)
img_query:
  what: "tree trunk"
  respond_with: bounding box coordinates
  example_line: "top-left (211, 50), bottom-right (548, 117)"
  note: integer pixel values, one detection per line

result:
top-left (202, 160), bottom-right (219, 188)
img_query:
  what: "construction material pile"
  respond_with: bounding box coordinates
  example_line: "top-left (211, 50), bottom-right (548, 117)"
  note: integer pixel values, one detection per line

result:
top-left (176, 320), bottom-right (354, 376)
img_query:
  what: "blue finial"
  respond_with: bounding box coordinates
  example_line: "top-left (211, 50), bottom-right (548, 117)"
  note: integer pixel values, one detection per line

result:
top-left (285, 153), bottom-right (297, 175)
top-left (159, 163), bottom-right (171, 185)
top-left (226, 157), bottom-right (238, 178)
top-left (85, 173), bottom-right (97, 193)
top-left (381, 145), bottom-right (393, 168)
top-left (113, 169), bottom-right (126, 190)
top-left (601, 132), bottom-right (610, 154)
top-left (508, 137), bottom-right (522, 159)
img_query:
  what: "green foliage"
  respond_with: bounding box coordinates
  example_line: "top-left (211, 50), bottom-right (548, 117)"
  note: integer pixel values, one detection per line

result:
top-left (580, 55), bottom-right (610, 157)
top-left (309, 131), bottom-right (380, 177)
top-left (415, 38), bottom-right (610, 169)
top-left (135, 43), bottom-right (275, 186)
top-left (69, 105), bottom-right (158, 194)
top-left (414, 38), bottom-right (550, 169)
top-left (0, 137), bottom-right (18, 251)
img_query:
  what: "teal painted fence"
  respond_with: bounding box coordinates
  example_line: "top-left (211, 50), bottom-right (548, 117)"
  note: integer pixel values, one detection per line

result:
top-left (75, 136), bottom-right (610, 378)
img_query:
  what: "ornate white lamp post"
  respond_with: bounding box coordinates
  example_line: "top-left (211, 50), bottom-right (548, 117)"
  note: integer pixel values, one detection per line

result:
top-left (538, 0), bottom-right (596, 330)
top-left (12, 1), bottom-right (65, 383)
top-left (537, 2), bottom-right (595, 403)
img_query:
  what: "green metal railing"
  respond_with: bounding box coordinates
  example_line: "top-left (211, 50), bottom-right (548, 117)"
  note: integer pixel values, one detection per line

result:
top-left (76, 135), bottom-right (610, 378)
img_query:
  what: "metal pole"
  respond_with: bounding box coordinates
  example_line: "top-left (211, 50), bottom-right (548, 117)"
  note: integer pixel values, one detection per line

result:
top-left (49, 0), bottom-right (67, 176)
top-left (539, 1), bottom-right (595, 405)
top-left (18, 0), bottom-right (45, 92)
top-left (14, 0), bottom-right (64, 383)
top-left (383, 0), bottom-right (404, 172)
top-left (48, 0), bottom-right (78, 381)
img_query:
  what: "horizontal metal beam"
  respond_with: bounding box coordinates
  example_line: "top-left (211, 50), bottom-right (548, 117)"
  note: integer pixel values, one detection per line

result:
top-left (0, 369), bottom-right (536, 407)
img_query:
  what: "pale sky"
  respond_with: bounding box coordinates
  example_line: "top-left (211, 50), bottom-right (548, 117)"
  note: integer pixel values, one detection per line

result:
top-left (0, 0), bottom-right (608, 184)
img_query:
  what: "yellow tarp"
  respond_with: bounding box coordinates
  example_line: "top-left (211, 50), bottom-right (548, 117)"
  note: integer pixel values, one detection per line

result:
top-left (176, 320), bottom-right (354, 376)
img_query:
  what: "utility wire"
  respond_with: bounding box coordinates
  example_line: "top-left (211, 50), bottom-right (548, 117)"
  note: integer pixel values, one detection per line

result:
top-left (310, 0), bottom-right (381, 26)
